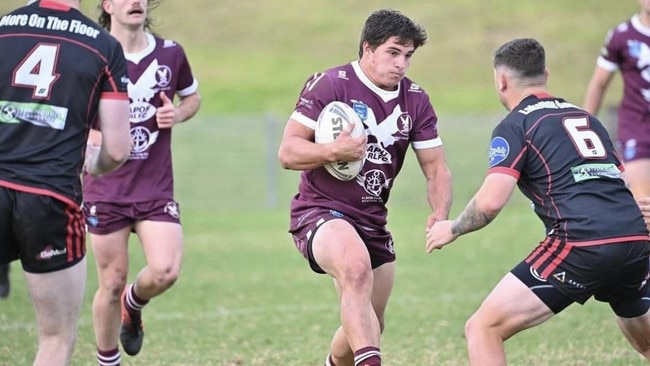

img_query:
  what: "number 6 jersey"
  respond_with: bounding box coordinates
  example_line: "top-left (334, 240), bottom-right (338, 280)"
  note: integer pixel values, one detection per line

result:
top-left (487, 93), bottom-right (648, 242)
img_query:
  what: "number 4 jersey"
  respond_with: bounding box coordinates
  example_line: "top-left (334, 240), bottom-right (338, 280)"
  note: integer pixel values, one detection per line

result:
top-left (487, 93), bottom-right (648, 242)
top-left (0, 1), bottom-right (128, 205)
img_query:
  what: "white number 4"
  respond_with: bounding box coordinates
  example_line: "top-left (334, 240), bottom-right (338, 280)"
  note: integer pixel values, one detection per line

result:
top-left (13, 43), bottom-right (60, 99)
top-left (563, 117), bottom-right (606, 158)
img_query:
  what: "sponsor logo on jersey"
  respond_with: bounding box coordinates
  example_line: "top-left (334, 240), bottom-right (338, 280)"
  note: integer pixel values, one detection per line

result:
top-left (352, 101), bottom-right (368, 121)
top-left (0, 101), bottom-right (67, 130)
top-left (571, 163), bottom-right (621, 182)
top-left (329, 210), bottom-right (344, 218)
top-left (488, 136), bottom-right (509, 167)
top-left (366, 143), bottom-right (392, 165)
top-left (129, 126), bottom-right (159, 159)
top-left (357, 169), bottom-right (393, 197)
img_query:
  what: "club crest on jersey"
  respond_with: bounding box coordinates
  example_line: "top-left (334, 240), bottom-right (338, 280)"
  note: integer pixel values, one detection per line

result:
top-left (488, 136), bottom-right (509, 167)
top-left (352, 101), bottom-right (368, 121)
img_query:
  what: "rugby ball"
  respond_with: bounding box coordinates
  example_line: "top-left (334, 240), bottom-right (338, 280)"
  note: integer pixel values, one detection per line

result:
top-left (315, 101), bottom-right (366, 181)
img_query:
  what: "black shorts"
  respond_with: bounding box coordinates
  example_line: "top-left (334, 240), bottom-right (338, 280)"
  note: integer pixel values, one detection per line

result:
top-left (512, 239), bottom-right (650, 318)
top-left (0, 188), bottom-right (85, 273)
top-left (289, 208), bottom-right (396, 274)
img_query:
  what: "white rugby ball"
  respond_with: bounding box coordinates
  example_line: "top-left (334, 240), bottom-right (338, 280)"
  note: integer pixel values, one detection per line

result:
top-left (315, 101), bottom-right (365, 181)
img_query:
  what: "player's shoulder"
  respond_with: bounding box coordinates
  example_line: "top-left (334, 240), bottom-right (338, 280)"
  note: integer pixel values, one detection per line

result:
top-left (400, 76), bottom-right (430, 97)
top-left (151, 34), bottom-right (186, 52)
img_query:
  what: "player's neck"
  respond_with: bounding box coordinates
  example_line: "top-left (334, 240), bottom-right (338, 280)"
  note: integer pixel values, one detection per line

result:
top-left (110, 27), bottom-right (148, 54)
top-left (640, 11), bottom-right (650, 27)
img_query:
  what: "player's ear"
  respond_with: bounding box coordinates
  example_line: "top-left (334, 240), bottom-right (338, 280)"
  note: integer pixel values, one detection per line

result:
top-left (101, 0), bottom-right (113, 14)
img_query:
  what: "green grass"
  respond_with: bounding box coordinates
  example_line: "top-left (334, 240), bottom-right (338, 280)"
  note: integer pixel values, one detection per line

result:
top-left (0, 1), bottom-right (647, 365)
top-left (1, 115), bottom-right (648, 365)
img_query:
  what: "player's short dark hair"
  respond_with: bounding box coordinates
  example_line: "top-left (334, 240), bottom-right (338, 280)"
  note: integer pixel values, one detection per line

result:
top-left (358, 9), bottom-right (427, 58)
top-left (97, 0), bottom-right (161, 32)
top-left (493, 38), bottom-right (546, 79)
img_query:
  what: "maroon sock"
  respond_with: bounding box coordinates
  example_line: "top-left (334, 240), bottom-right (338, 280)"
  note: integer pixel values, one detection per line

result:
top-left (324, 353), bottom-right (337, 366)
top-left (97, 347), bottom-right (120, 366)
top-left (126, 284), bottom-right (149, 314)
top-left (354, 346), bottom-right (381, 366)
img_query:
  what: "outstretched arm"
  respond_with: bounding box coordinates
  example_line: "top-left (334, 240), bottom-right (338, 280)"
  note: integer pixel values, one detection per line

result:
top-left (415, 146), bottom-right (453, 228)
top-left (425, 172), bottom-right (517, 252)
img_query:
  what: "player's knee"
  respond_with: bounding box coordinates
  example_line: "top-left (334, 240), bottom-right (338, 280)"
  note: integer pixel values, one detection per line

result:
top-left (150, 265), bottom-right (180, 289)
top-left (101, 276), bottom-right (128, 302)
top-left (338, 261), bottom-right (373, 292)
top-left (464, 312), bottom-right (491, 340)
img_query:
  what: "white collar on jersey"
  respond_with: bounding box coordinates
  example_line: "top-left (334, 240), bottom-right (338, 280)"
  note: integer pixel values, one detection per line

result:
top-left (351, 60), bottom-right (400, 103)
top-left (631, 14), bottom-right (650, 37)
top-left (124, 32), bottom-right (156, 64)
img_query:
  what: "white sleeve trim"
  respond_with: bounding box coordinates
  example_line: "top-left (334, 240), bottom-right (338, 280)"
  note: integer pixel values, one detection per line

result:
top-left (290, 111), bottom-right (317, 130)
top-left (412, 137), bottom-right (443, 149)
top-left (177, 79), bottom-right (199, 97)
top-left (596, 56), bottom-right (619, 72)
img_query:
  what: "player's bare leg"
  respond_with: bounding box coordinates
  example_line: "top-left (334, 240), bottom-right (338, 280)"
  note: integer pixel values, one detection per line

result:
top-left (464, 273), bottom-right (554, 366)
top-left (90, 227), bottom-right (131, 363)
top-left (119, 220), bottom-right (183, 355)
top-left (616, 308), bottom-right (650, 359)
top-left (25, 258), bottom-right (87, 366)
top-left (329, 262), bottom-right (394, 366)
top-left (312, 219), bottom-right (382, 365)
top-left (133, 220), bottom-right (184, 299)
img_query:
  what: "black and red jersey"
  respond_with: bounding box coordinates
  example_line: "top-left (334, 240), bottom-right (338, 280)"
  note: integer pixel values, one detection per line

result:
top-left (488, 94), bottom-right (648, 243)
top-left (0, 1), bottom-right (128, 205)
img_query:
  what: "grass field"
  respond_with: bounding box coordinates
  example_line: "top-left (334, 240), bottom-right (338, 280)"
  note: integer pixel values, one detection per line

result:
top-left (1, 115), bottom-right (648, 365)
top-left (1, 1), bottom-right (649, 365)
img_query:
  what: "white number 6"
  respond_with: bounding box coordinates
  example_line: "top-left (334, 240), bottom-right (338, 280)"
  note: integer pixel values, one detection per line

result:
top-left (563, 117), bottom-right (606, 158)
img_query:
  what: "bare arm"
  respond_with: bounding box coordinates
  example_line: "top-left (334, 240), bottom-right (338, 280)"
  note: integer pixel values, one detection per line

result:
top-left (583, 65), bottom-right (615, 116)
top-left (86, 98), bottom-right (132, 176)
top-left (415, 146), bottom-right (453, 228)
top-left (425, 172), bottom-right (517, 252)
top-left (277, 118), bottom-right (366, 171)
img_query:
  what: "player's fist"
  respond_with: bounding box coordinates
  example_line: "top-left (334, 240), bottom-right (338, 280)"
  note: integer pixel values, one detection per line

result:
top-left (156, 91), bottom-right (176, 129)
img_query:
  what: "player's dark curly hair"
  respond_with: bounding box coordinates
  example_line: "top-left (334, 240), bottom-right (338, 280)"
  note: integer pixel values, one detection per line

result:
top-left (97, 0), bottom-right (162, 32)
top-left (493, 38), bottom-right (546, 79)
top-left (358, 9), bottom-right (427, 58)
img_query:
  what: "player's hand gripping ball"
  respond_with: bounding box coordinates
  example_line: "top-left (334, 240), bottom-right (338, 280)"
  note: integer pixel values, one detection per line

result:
top-left (315, 101), bottom-right (365, 181)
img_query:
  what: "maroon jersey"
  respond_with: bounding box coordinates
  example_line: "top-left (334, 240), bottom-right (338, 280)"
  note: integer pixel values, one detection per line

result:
top-left (289, 61), bottom-right (442, 230)
top-left (597, 15), bottom-right (650, 160)
top-left (83, 33), bottom-right (198, 203)
top-left (0, 1), bottom-right (128, 205)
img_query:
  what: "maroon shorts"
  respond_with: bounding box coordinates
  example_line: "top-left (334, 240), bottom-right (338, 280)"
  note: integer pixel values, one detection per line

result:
top-left (290, 208), bottom-right (396, 274)
top-left (0, 188), bottom-right (85, 273)
top-left (617, 115), bottom-right (650, 162)
top-left (82, 200), bottom-right (181, 235)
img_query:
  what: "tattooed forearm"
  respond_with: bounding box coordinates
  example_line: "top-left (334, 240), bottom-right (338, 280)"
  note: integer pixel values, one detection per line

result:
top-left (451, 198), bottom-right (497, 236)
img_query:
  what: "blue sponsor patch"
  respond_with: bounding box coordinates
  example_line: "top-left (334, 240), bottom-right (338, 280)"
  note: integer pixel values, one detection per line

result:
top-left (352, 102), bottom-right (368, 121)
top-left (329, 210), bottom-right (344, 218)
top-left (488, 136), bottom-right (510, 167)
